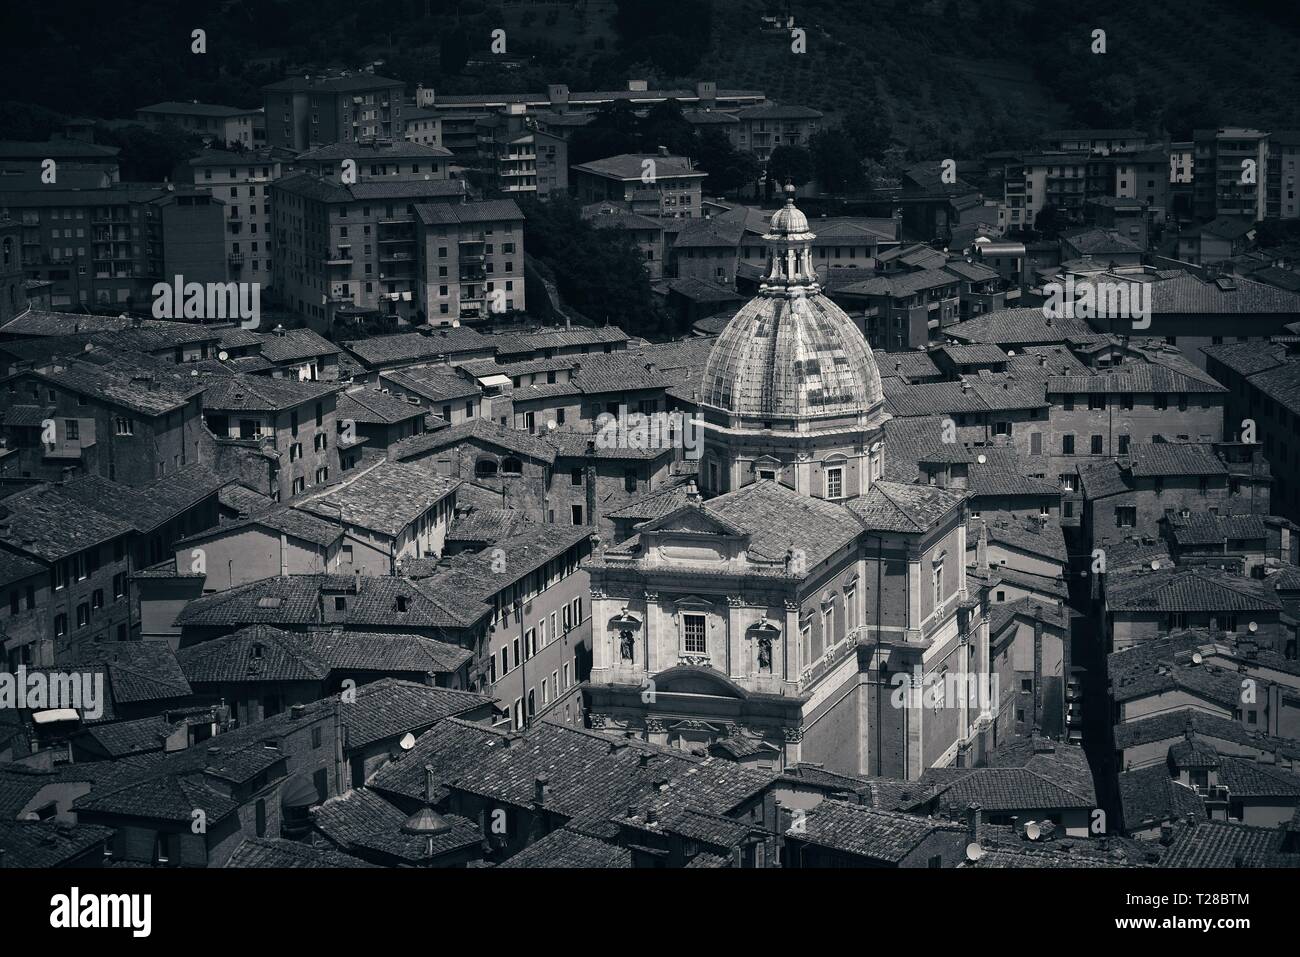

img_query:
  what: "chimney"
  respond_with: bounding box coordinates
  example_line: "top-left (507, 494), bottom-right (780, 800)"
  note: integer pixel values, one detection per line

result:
top-left (960, 380), bottom-right (971, 393)
top-left (1038, 354), bottom-right (1048, 367)
top-left (626, 804), bottom-right (638, 819)
top-left (424, 765), bottom-right (436, 804)
top-left (638, 752), bottom-right (654, 768)
top-left (1159, 822), bottom-right (1175, 845)
top-left (534, 774), bottom-right (550, 805)
top-left (290, 703), bottom-right (306, 720)
top-left (657, 145), bottom-right (669, 157)
top-left (975, 522), bottom-right (989, 574)
top-left (966, 803), bottom-right (984, 846)
top-left (646, 807), bottom-right (660, 824)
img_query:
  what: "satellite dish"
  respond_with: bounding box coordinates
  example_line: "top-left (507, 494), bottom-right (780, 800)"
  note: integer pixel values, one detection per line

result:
top-left (1151, 560), bottom-right (1160, 571)
top-left (218, 350), bottom-right (229, 361)
top-left (1248, 621), bottom-right (1258, 633)
top-left (1024, 820), bottom-right (1041, 841)
top-left (1191, 652), bottom-right (1203, 665)
top-left (399, 732), bottom-right (416, 750)
top-left (976, 454), bottom-right (987, 465)
top-left (965, 842), bottom-right (985, 862)
top-left (546, 420), bottom-right (557, 431)
top-left (1006, 350), bottom-right (1016, 357)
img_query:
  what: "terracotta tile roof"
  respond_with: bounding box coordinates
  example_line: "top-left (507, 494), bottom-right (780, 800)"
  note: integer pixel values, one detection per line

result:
top-left (73, 714), bottom-right (177, 759)
top-left (218, 482), bottom-right (274, 517)
top-left (340, 678), bottom-right (492, 749)
top-left (880, 350), bottom-right (942, 380)
top-left (849, 481), bottom-right (966, 533)
top-left (56, 465), bottom-right (224, 534)
top-left (0, 820), bottom-right (115, 867)
top-left (1159, 820), bottom-right (1285, 867)
top-left (787, 799), bottom-right (963, 863)
top-left (311, 787), bottom-right (481, 864)
top-left (175, 574), bottom-right (470, 631)
top-left (201, 373), bottom-right (339, 412)
top-left (392, 416), bottom-right (556, 464)
top-left (1106, 567), bottom-right (1282, 614)
top-left (1201, 340), bottom-right (1289, 376)
top-left (1167, 512), bottom-right (1268, 547)
top-left (972, 512), bottom-right (1067, 562)
top-left (337, 388), bottom-right (426, 426)
top-left (0, 483), bottom-right (134, 560)
top-left (946, 308), bottom-right (1094, 345)
top-left (706, 480), bottom-right (863, 566)
top-left (1118, 765), bottom-right (1207, 832)
top-left (965, 465), bottom-right (1061, 499)
top-left (297, 461), bottom-right (460, 537)
top-left (179, 503), bottom-right (343, 549)
top-left (344, 329), bottom-right (493, 368)
top-left (69, 641), bottom-right (192, 707)
top-left (1126, 442), bottom-right (1228, 477)
top-left (225, 837), bottom-right (377, 868)
top-left (497, 827), bottom-right (632, 868)
top-left (572, 153), bottom-right (703, 181)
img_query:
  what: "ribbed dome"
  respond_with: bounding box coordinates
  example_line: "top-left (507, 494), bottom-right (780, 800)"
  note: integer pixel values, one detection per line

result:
top-left (699, 188), bottom-right (884, 422)
top-left (700, 292), bottom-right (884, 420)
top-left (768, 200), bottom-right (810, 237)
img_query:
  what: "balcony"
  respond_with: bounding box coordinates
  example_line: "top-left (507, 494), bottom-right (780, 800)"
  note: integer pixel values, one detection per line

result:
top-left (229, 254), bottom-right (244, 268)
top-left (325, 253), bottom-right (353, 265)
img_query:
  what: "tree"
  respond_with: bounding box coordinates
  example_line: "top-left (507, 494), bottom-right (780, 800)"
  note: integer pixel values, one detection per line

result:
top-left (638, 99), bottom-right (695, 157)
top-left (692, 130), bottom-right (759, 196)
top-left (518, 196), bottom-right (670, 337)
top-left (765, 146), bottom-right (814, 198)
top-left (811, 129), bottom-right (865, 194)
top-left (843, 106), bottom-right (893, 161)
top-left (1031, 204), bottom-right (1069, 241)
top-left (94, 123), bottom-right (206, 182)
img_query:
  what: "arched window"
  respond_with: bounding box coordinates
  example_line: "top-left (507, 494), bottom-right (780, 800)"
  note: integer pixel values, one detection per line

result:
top-left (501, 456), bottom-right (522, 475)
top-left (474, 457), bottom-right (498, 478)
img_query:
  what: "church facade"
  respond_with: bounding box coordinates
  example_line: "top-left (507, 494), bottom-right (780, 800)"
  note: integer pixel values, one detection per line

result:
top-left (584, 189), bottom-right (996, 779)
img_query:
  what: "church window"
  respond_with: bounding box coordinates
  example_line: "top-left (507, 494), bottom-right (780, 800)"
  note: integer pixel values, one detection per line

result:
top-left (824, 466), bottom-right (844, 499)
top-left (683, 614), bottom-right (707, 654)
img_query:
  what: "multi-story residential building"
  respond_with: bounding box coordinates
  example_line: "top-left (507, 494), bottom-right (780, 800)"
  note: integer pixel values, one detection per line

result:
top-left (199, 373), bottom-right (342, 501)
top-left (416, 523), bottom-right (593, 724)
top-left (0, 184), bottom-right (227, 311)
top-left (340, 327), bottom-right (495, 377)
top-left (377, 363), bottom-right (483, 424)
top-left (135, 102), bottom-right (265, 148)
top-left (270, 145), bottom-right (467, 330)
top-left (263, 73), bottom-right (406, 151)
top-left (1266, 131), bottom-right (1300, 220)
top-left (0, 549), bottom-right (53, 669)
top-left (1045, 363), bottom-right (1228, 517)
top-left (1039, 129), bottom-right (1153, 156)
top-left (1079, 442), bottom-right (1270, 552)
top-left (0, 346), bottom-right (207, 485)
top-left (572, 152), bottom-right (707, 219)
top-left (836, 269), bottom-right (962, 349)
top-left (187, 148), bottom-right (294, 290)
top-left (413, 199), bottom-right (526, 323)
top-left (0, 133), bottom-right (121, 186)
top-left (295, 460), bottom-right (460, 572)
top-left (0, 219), bottom-right (22, 323)
top-left (731, 104), bottom-right (823, 162)
top-left (402, 106), bottom-right (443, 148)
top-left (1204, 342), bottom-right (1300, 522)
top-left (1113, 149), bottom-right (1171, 218)
top-left (0, 483), bottom-right (135, 662)
top-left (1193, 128), bottom-right (1270, 221)
top-left (582, 203), bottom-right (664, 279)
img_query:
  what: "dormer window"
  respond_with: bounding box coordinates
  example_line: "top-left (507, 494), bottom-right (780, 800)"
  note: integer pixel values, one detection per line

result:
top-left (250, 643), bottom-right (264, 660)
top-left (396, 596), bottom-right (408, 613)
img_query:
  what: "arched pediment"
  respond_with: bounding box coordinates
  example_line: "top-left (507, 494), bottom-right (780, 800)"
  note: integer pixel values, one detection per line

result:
top-left (652, 665), bottom-right (750, 700)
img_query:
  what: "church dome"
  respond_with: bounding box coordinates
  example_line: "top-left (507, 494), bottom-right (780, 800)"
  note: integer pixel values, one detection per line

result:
top-left (699, 188), bottom-right (884, 423)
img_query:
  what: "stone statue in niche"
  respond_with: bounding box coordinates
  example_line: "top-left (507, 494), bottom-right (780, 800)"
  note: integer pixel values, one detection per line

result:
top-left (757, 635), bottom-right (773, 673)
top-left (618, 629), bottom-right (635, 661)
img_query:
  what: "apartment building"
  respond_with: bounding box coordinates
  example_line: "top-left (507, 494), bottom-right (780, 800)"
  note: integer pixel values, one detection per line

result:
top-left (135, 102), bottom-right (265, 148)
top-left (270, 145), bottom-right (467, 330)
top-left (0, 184), bottom-right (227, 311)
top-left (731, 104), bottom-right (823, 162)
top-left (263, 73), bottom-right (406, 151)
top-left (402, 106), bottom-right (443, 148)
top-left (413, 199), bottom-right (525, 323)
top-left (0, 348), bottom-right (207, 486)
top-left (1193, 128), bottom-right (1270, 221)
top-left (572, 152), bottom-right (707, 219)
top-left (187, 148), bottom-right (294, 290)
top-left (200, 374), bottom-right (342, 501)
